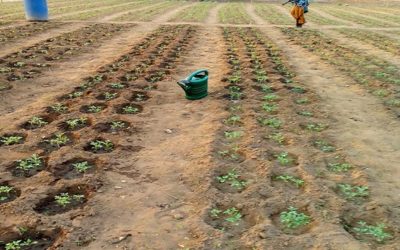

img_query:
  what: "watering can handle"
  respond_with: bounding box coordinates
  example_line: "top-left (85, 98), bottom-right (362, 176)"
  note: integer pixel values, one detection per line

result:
top-left (187, 69), bottom-right (208, 81)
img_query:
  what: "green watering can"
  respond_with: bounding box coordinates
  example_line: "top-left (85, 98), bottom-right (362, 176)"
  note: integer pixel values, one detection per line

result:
top-left (177, 69), bottom-right (208, 100)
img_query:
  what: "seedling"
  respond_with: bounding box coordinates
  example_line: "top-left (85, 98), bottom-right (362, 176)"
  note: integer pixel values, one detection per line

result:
top-left (313, 140), bottom-right (335, 152)
top-left (353, 221), bottom-right (392, 243)
top-left (89, 140), bottom-right (114, 152)
top-left (217, 145), bottom-right (241, 161)
top-left (328, 162), bottom-right (352, 172)
top-left (295, 98), bottom-right (309, 104)
top-left (110, 121), bottom-right (126, 130)
top-left (372, 89), bottom-right (389, 97)
top-left (224, 115), bottom-right (241, 126)
top-left (262, 103), bottom-right (278, 113)
top-left (260, 84), bottom-right (274, 93)
top-left (224, 131), bottom-right (242, 140)
top-left (223, 208), bottom-right (242, 224)
top-left (297, 110), bottom-right (313, 117)
top-left (280, 207), bottom-right (311, 229)
top-left (385, 99), bottom-right (400, 107)
top-left (27, 116), bottom-right (48, 128)
top-left (54, 193), bottom-right (85, 207)
top-left (275, 175), bottom-right (304, 188)
top-left (133, 93), bottom-right (146, 102)
top-left (305, 123), bottom-right (327, 132)
top-left (217, 169), bottom-right (246, 190)
top-left (0, 185), bottom-right (13, 201)
top-left (50, 103), bottom-right (68, 113)
top-left (276, 152), bottom-right (294, 166)
top-left (263, 94), bottom-right (279, 102)
top-left (5, 239), bottom-right (36, 250)
top-left (227, 74), bottom-right (241, 84)
top-left (1, 135), bottom-right (23, 146)
top-left (229, 104), bottom-right (242, 113)
top-left (16, 154), bottom-right (42, 171)
top-left (47, 133), bottom-right (69, 147)
top-left (338, 184), bottom-right (369, 200)
top-left (109, 82), bottom-right (125, 89)
top-left (122, 105), bottom-right (139, 114)
top-left (291, 86), bottom-right (306, 94)
top-left (66, 117), bottom-right (88, 130)
top-left (87, 105), bottom-right (102, 113)
top-left (256, 74), bottom-right (269, 83)
top-left (103, 92), bottom-right (118, 100)
top-left (210, 208), bottom-right (222, 218)
top-left (68, 91), bottom-right (83, 99)
top-left (258, 117), bottom-right (282, 129)
top-left (72, 161), bottom-right (92, 173)
top-left (268, 132), bottom-right (285, 144)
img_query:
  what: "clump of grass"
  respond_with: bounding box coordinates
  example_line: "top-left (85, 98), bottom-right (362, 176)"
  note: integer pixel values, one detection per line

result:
top-left (16, 154), bottom-right (42, 171)
top-left (1, 135), bottom-right (23, 146)
top-left (353, 221), bottom-right (392, 243)
top-left (280, 207), bottom-right (311, 229)
top-left (72, 161), bottom-right (92, 173)
top-left (338, 184), bottom-right (369, 200)
top-left (217, 169), bottom-right (246, 190)
top-left (54, 193), bottom-right (85, 207)
top-left (275, 175), bottom-right (304, 187)
top-left (313, 139), bottom-right (335, 152)
top-left (0, 185), bottom-right (14, 201)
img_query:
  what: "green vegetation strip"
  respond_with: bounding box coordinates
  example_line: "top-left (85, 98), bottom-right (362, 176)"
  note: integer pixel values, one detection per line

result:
top-left (170, 2), bottom-right (216, 22)
top-left (254, 4), bottom-right (292, 25)
top-left (218, 2), bottom-right (254, 24)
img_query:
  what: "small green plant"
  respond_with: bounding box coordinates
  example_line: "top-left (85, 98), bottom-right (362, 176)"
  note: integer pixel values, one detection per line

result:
top-left (227, 74), bottom-right (241, 84)
top-left (0, 185), bottom-right (14, 201)
top-left (313, 140), bottom-right (335, 152)
top-left (50, 103), bottom-right (68, 113)
top-left (68, 91), bottom-right (83, 99)
top-left (385, 99), bottom-right (400, 107)
top-left (103, 92), bottom-right (118, 100)
top-left (87, 105), bottom-right (102, 113)
top-left (275, 175), bottom-right (304, 188)
top-left (54, 193), bottom-right (85, 207)
top-left (5, 239), bottom-right (36, 250)
top-left (1, 135), bottom-right (23, 145)
top-left (338, 184), bottom-right (369, 200)
top-left (260, 84), bottom-right (274, 93)
top-left (210, 208), bottom-right (222, 218)
top-left (48, 133), bottom-right (69, 147)
top-left (268, 132), bottom-right (285, 144)
top-left (66, 117), bottom-right (88, 130)
top-left (262, 103), bottom-right (278, 113)
top-left (295, 98), bottom-right (309, 104)
top-left (16, 154), bottom-right (42, 171)
top-left (223, 208), bottom-right (242, 224)
top-left (110, 121), bottom-right (126, 130)
top-left (353, 221), bottom-right (392, 243)
top-left (224, 115), bottom-right (241, 126)
top-left (122, 105), bottom-right (139, 114)
top-left (263, 94), bottom-right (279, 102)
top-left (297, 110), bottom-right (313, 117)
top-left (89, 140), bottom-right (114, 152)
top-left (276, 152), bottom-right (294, 166)
top-left (280, 207), bottom-right (311, 229)
top-left (291, 86), bottom-right (306, 94)
top-left (328, 162), bottom-right (352, 172)
top-left (372, 89), bottom-right (389, 97)
top-left (229, 104), bottom-right (242, 113)
top-left (217, 145), bottom-right (241, 161)
top-left (217, 169), bottom-right (246, 190)
top-left (258, 117), bottom-right (282, 129)
top-left (27, 116), bottom-right (48, 128)
top-left (72, 161), bottom-right (92, 173)
top-left (109, 82), bottom-right (125, 89)
top-left (133, 93), bottom-right (146, 102)
top-left (224, 131), bottom-right (242, 140)
top-left (305, 123), bottom-right (327, 132)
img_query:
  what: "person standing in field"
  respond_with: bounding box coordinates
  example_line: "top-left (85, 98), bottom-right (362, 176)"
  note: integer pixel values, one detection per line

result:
top-left (290, 0), bottom-right (309, 28)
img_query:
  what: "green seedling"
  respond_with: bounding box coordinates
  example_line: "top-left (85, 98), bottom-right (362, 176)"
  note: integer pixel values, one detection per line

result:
top-left (122, 105), bottom-right (139, 114)
top-left (258, 117), bottom-right (282, 129)
top-left (275, 175), bottom-right (304, 188)
top-left (110, 121), bottom-right (126, 130)
top-left (223, 208), bottom-right (242, 224)
top-left (217, 169), bottom-right (246, 190)
top-left (338, 184), bottom-right (369, 200)
top-left (291, 86), bottom-right (306, 94)
top-left (72, 161), bottom-right (92, 173)
top-left (109, 82), bottom-right (125, 89)
top-left (353, 221), bottom-right (392, 243)
top-left (133, 94), bottom-right (146, 102)
top-left (1, 136), bottom-right (23, 146)
top-left (313, 140), bottom-right (335, 152)
top-left (66, 117), bottom-right (88, 130)
top-left (385, 99), bottom-right (400, 107)
top-left (263, 94), bottom-right (279, 102)
top-left (16, 154), bottom-right (42, 171)
top-left (280, 207), bottom-right (311, 229)
top-left (297, 110), bottom-right (313, 117)
top-left (5, 239), bottom-right (36, 250)
top-left (262, 103), bottom-right (278, 113)
top-left (276, 152), bottom-right (294, 166)
top-left (68, 91), bottom-right (83, 99)
top-left (229, 104), bottom-right (242, 113)
top-left (210, 208), bottom-right (222, 218)
top-left (328, 162), bottom-right (352, 172)
top-left (295, 98), bottom-right (309, 104)
top-left (48, 133), bottom-right (69, 147)
top-left (224, 131), bottom-right (242, 140)
top-left (87, 105), bottom-right (102, 113)
top-left (305, 123), bottom-right (327, 132)
top-left (260, 84), bottom-right (274, 93)
top-left (89, 140), bottom-right (114, 152)
top-left (0, 185), bottom-right (14, 201)
top-left (103, 92), bottom-right (118, 100)
top-left (224, 115), bottom-right (241, 126)
top-left (54, 193), bottom-right (85, 208)
top-left (50, 103), bottom-right (68, 113)
top-left (256, 75), bottom-right (269, 83)
top-left (268, 132), bottom-right (285, 144)
top-left (217, 145), bottom-right (241, 161)
top-left (27, 116), bottom-right (48, 128)
top-left (227, 74), bottom-right (241, 84)
top-left (372, 89), bottom-right (389, 97)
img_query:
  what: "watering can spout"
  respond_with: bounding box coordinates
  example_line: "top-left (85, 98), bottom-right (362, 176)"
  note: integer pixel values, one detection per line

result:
top-left (177, 80), bottom-right (190, 91)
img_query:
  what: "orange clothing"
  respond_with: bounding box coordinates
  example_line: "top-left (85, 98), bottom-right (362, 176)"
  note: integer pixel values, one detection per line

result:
top-left (291, 5), bottom-right (306, 25)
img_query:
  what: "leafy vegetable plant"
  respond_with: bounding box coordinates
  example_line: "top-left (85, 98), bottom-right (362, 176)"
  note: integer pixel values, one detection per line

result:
top-left (280, 207), bottom-right (311, 229)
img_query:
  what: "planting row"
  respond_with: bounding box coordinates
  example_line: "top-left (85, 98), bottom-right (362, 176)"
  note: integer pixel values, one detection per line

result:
top-left (113, 1), bottom-right (181, 22)
top-left (218, 2), bottom-right (254, 25)
top-left (281, 27), bottom-right (400, 117)
top-left (0, 23), bottom-right (133, 91)
top-left (169, 2), bottom-right (216, 23)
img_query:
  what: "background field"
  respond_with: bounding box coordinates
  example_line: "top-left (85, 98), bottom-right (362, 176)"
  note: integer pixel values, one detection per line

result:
top-left (0, 1), bottom-right (399, 249)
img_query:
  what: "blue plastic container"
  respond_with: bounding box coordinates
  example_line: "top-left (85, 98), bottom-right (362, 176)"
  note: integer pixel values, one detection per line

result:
top-left (23, 0), bottom-right (49, 21)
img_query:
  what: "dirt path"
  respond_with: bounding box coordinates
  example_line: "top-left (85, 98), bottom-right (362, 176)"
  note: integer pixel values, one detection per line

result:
top-left (246, 7), bottom-right (400, 212)
top-left (59, 25), bottom-right (227, 249)
top-left (0, 22), bottom-right (87, 58)
top-left (206, 3), bottom-right (223, 24)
